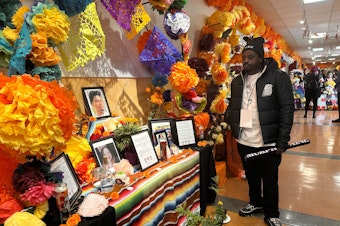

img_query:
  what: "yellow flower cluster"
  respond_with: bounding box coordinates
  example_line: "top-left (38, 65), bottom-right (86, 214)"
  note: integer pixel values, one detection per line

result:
top-left (32, 7), bottom-right (70, 44)
top-left (29, 33), bottom-right (61, 66)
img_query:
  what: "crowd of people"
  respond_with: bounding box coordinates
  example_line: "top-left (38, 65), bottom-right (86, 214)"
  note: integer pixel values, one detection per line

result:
top-left (290, 67), bottom-right (339, 116)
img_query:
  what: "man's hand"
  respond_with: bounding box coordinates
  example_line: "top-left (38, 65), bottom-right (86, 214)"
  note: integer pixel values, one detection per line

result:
top-left (276, 148), bottom-right (286, 154)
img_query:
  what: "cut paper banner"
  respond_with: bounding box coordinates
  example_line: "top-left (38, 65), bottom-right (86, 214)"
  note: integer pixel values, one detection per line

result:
top-left (58, 2), bottom-right (105, 71)
top-left (139, 26), bottom-right (183, 75)
top-left (100, 0), bottom-right (140, 31)
top-left (125, 2), bottom-right (151, 40)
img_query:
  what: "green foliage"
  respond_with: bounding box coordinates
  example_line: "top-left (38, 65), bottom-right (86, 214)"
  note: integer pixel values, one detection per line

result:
top-left (113, 123), bottom-right (141, 153)
top-left (175, 176), bottom-right (227, 226)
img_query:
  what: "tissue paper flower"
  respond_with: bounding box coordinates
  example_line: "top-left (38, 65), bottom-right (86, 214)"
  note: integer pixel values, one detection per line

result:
top-left (0, 74), bottom-right (78, 158)
top-left (4, 211), bottom-right (46, 226)
top-left (20, 181), bottom-right (55, 206)
top-left (169, 61), bottom-right (199, 94)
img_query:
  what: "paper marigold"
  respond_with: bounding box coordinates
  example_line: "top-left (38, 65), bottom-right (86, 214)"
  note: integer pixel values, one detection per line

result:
top-left (211, 63), bottom-right (229, 85)
top-left (169, 62), bottom-right (199, 94)
top-left (0, 74), bottom-right (78, 158)
top-left (210, 90), bottom-right (228, 114)
top-left (31, 5), bottom-right (70, 44)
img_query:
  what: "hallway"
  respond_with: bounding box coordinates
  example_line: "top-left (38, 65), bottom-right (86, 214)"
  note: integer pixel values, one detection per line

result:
top-left (216, 110), bottom-right (340, 226)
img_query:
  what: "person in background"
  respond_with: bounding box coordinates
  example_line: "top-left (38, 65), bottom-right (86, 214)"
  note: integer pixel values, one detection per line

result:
top-left (225, 37), bottom-right (294, 226)
top-left (332, 70), bottom-right (340, 122)
top-left (89, 90), bottom-right (108, 117)
top-left (303, 66), bottom-right (321, 118)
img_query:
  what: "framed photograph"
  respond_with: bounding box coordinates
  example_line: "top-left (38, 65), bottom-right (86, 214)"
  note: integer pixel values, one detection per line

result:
top-left (173, 117), bottom-right (197, 148)
top-left (154, 130), bottom-right (174, 160)
top-left (89, 136), bottom-right (121, 169)
top-left (50, 152), bottom-right (82, 210)
top-left (148, 118), bottom-right (175, 147)
top-left (82, 87), bottom-right (111, 118)
top-left (130, 130), bottom-right (159, 171)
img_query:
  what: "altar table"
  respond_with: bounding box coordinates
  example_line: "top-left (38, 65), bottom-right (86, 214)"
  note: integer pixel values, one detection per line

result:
top-left (111, 150), bottom-right (200, 226)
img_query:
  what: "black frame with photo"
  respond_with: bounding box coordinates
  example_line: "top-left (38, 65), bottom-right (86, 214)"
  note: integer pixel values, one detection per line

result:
top-left (173, 116), bottom-right (198, 149)
top-left (82, 87), bottom-right (111, 119)
top-left (130, 130), bottom-right (159, 171)
top-left (49, 152), bottom-right (82, 210)
top-left (89, 136), bottom-right (121, 167)
top-left (148, 118), bottom-right (175, 147)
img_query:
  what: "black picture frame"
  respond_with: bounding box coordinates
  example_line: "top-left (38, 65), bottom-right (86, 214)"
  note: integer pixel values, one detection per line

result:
top-left (130, 130), bottom-right (159, 171)
top-left (89, 136), bottom-right (121, 168)
top-left (173, 116), bottom-right (197, 148)
top-left (82, 87), bottom-right (111, 119)
top-left (148, 118), bottom-right (175, 147)
top-left (49, 152), bottom-right (82, 210)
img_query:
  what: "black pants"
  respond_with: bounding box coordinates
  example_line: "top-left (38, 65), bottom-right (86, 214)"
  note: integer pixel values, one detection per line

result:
top-left (304, 90), bottom-right (318, 116)
top-left (237, 143), bottom-right (282, 218)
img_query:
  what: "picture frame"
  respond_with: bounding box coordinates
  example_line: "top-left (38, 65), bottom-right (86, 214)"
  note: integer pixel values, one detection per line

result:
top-left (82, 87), bottom-right (111, 119)
top-left (130, 130), bottom-right (159, 171)
top-left (154, 129), bottom-right (173, 160)
top-left (89, 136), bottom-right (121, 168)
top-left (49, 152), bottom-right (82, 210)
top-left (173, 117), bottom-right (197, 148)
top-left (148, 118), bottom-right (175, 147)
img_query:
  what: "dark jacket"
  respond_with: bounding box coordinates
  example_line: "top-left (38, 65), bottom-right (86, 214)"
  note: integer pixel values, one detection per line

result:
top-left (225, 58), bottom-right (294, 150)
top-left (304, 72), bottom-right (320, 97)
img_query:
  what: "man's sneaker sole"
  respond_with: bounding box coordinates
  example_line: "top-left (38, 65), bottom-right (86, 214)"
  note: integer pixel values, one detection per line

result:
top-left (239, 207), bottom-right (264, 216)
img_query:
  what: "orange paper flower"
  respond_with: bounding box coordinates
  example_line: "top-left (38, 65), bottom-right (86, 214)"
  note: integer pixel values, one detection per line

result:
top-left (64, 213), bottom-right (81, 226)
top-left (110, 192), bottom-right (120, 200)
top-left (169, 62), bottom-right (199, 94)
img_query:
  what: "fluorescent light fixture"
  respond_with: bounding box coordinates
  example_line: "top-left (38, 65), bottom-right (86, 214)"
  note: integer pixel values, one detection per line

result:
top-left (308, 39), bottom-right (313, 44)
top-left (303, 0), bottom-right (325, 4)
top-left (300, 20), bottom-right (305, 24)
top-left (315, 59), bottom-right (321, 61)
top-left (310, 33), bottom-right (326, 39)
top-left (328, 58), bottom-right (336, 60)
top-left (331, 54), bottom-right (340, 57)
top-left (336, 46), bottom-right (340, 49)
top-left (314, 55), bottom-right (322, 58)
top-left (312, 48), bottom-right (323, 51)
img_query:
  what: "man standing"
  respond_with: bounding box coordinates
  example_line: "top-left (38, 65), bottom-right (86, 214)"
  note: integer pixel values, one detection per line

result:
top-left (303, 66), bottom-right (320, 118)
top-left (225, 37), bottom-right (294, 226)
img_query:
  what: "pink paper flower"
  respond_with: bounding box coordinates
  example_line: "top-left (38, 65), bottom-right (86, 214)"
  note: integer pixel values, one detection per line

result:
top-left (20, 182), bottom-right (55, 206)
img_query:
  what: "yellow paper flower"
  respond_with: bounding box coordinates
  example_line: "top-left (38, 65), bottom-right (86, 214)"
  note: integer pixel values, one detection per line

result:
top-left (210, 90), bottom-right (228, 114)
top-left (0, 74), bottom-right (78, 159)
top-left (12, 6), bottom-right (30, 31)
top-left (61, 135), bottom-right (92, 167)
top-left (0, 76), bottom-right (65, 157)
top-left (4, 212), bottom-right (46, 226)
top-left (29, 33), bottom-right (61, 66)
top-left (32, 7), bottom-right (70, 44)
top-left (150, 91), bottom-right (164, 105)
top-left (34, 201), bottom-right (49, 219)
top-left (169, 62), bottom-right (199, 94)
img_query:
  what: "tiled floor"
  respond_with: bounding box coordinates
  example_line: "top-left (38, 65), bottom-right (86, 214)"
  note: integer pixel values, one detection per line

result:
top-left (214, 110), bottom-right (340, 226)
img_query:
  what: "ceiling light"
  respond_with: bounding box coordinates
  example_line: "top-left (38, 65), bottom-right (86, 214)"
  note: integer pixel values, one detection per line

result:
top-left (312, 48), bottom-right (323, 51)
top-left (308, 39), bottom-right (313, 44)
top-left (331, 54), bottom-right (340, 57)
top-left (303, 0), bottom-right (325, 4)
top-left (310, 33), bottom-right (326, 39)
top-left (336, 46), bottom-right (340, 49)
top-left (300, 20), bottom-right (305, 24)
top-left (328, 58), bottom-right (336, 61)
top-left (314, 55), bottom-right (322, 58)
